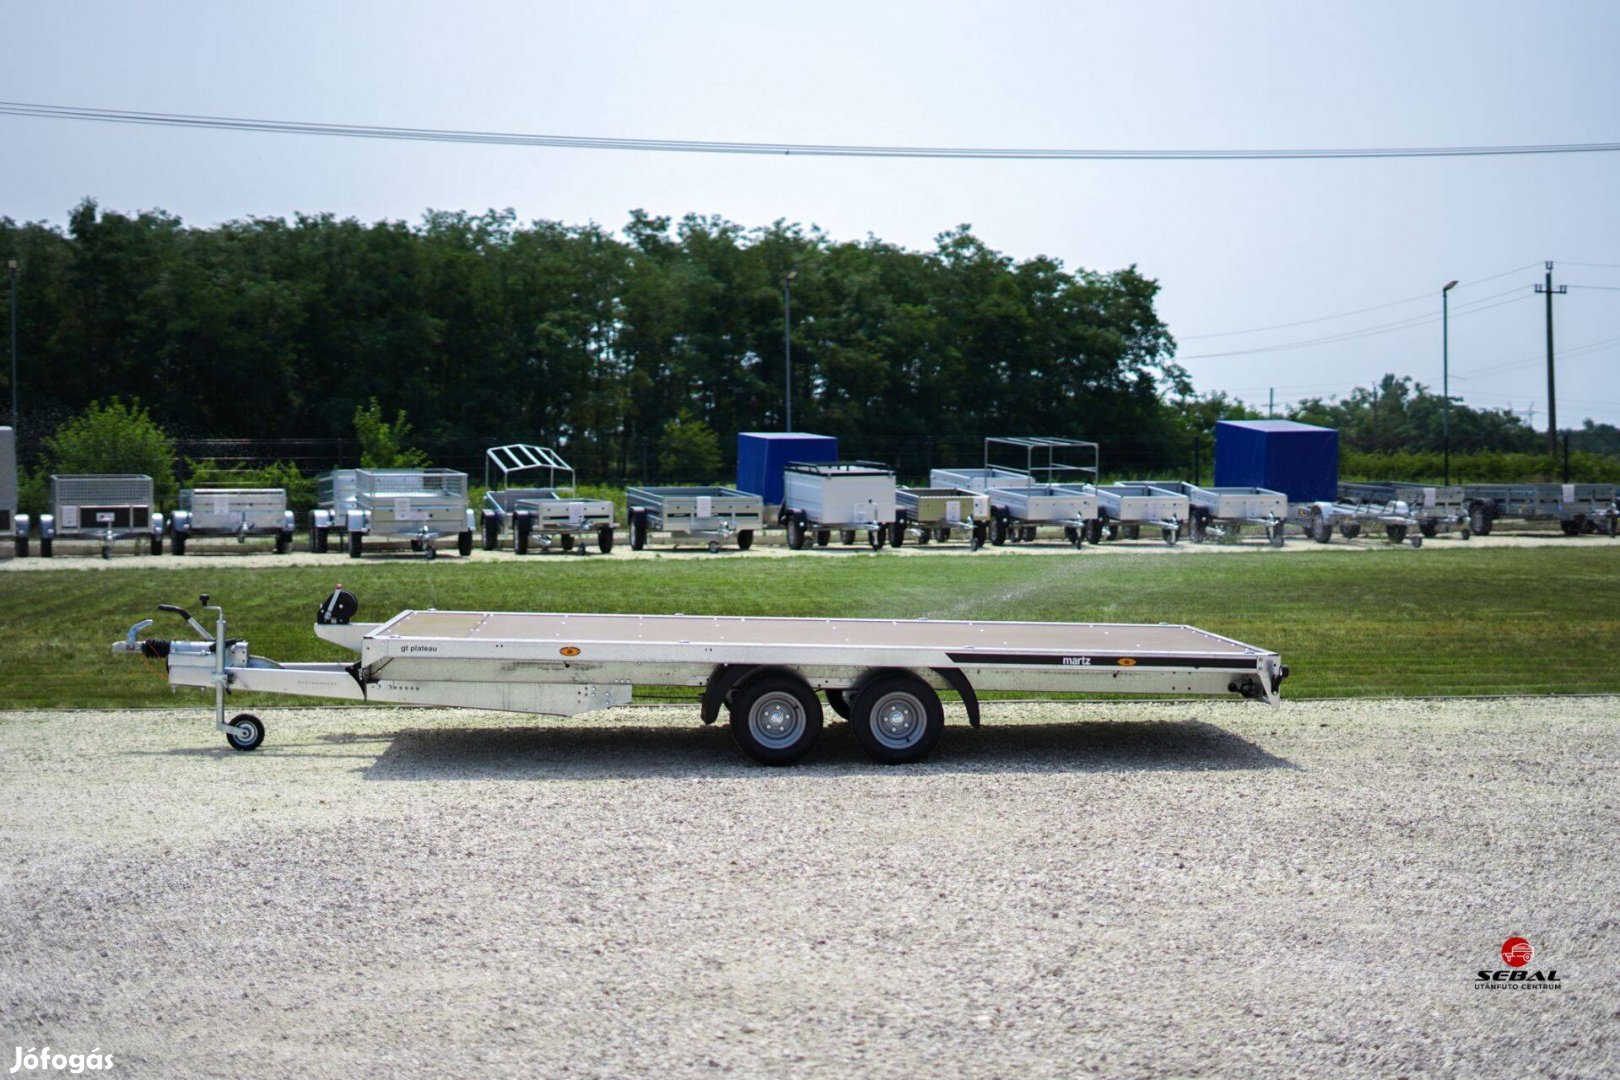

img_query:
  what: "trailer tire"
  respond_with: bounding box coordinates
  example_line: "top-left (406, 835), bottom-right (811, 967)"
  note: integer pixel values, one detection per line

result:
top-left (1609, 515), bottom-right (1618, 538)
top-left (1385, 524), bottom-right (1407, 544)
top-left (1409, 534), bottom-right (1423, 549)
top-left (171, 533), bottom-right (188, 556)
top-left (1340, 522), bottom-right (1361, 539)
top-left (1469, 506), bottom-right (1492, 535)
top-left (916, 528), bottom-right (930, 545)
top-left (226, 714), bottom-right (264, 752)
top-left (850, 674), bottom-right (944, 765)
top-left (458, 530), bottom-right (474, 557)
top-left (1023, 525), bottom-right (1037, 543)
top-left (276, 531), bottom-right (292, 555)
top-left (841, 529), bottom-right (856, 546)
top-left (39, 538), bottom-right (51, 558)
top-left (598, 525), bottom-right (615, 553)
top-left (935, 528), bottom-right (950, 543)
top-left (149, 533), bottom-right (163, 556)
top-left (889, 521), bottom-right (905, 547)
top-left (737, 529), bottom-right (753, 551)
top-left (15, 534), bottom-right (28, 557)
top-left (1268, 522), bottom-right (1286, 548)
top-left (971, 524), bottom-right (986, 551)
top-left (1311, 516), bottom-right (1333, 544)
top-left (1085, 519), bottom-right (1103, 545)
top-left (348, 532), bottom-right (363, 559)
top-left (1162, 526), bottom-right (1178, 546)
top-left (561, 535), bottom-right (575, 552)
top-left (785, 517), bottom-right (805, 550)
top-left (482, 519), bottom-right (499, 551)
top-left (728, 675), bottom-right (823, 765)
top-left (816, 530), bottom-right (830, 547)
top-left (630, 513), bottom-right (648, 550)
top-left (313, 527), bottom-right (330, 554)
top-left (1559, 518), bottom-right (1583, 537)
top-left (1418, 521), bottom-right (1438, 539)
top-left (869, 528), bottom-right (884, 550)
top-left (991, 516), bottom-right (1008, 546)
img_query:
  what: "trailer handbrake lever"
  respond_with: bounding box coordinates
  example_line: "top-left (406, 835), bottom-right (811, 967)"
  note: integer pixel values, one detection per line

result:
top-left (158, 603), bottom-right (214, 640)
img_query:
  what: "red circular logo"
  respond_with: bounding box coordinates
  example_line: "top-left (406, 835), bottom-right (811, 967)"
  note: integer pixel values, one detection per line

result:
top-left (1501, 937), bottom-right (1533, 968)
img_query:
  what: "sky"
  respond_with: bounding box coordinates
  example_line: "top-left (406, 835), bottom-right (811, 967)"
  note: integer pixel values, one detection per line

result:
top-left (3, 0), bottom-right (1619, 427)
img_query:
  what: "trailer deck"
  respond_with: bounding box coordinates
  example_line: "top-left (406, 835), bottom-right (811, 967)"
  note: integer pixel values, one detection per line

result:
top-left (116, 591), bottom-right (1286, 766)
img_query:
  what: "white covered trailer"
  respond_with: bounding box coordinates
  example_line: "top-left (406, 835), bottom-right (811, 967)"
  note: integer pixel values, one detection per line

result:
top-left (113, 591), bottom-right (1287, 765)
top-left (780, 462), bottom-right (897, 550)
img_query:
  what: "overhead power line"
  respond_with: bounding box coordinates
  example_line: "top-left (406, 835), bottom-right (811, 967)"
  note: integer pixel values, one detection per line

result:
top-left (3, 100), bottom-right (1620, 161)
top-left (1180, 262), bottom-right (1542, 340)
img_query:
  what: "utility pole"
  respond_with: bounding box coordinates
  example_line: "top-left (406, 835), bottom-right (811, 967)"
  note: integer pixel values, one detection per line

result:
top-left (1267, 388), bottom-right (1274, 418)
top-left (782, 269), bottom-right (797, 432)
top-left (1535, 261), bottom-right (1566, 458)
top-left (1442, 279), bottom-right (1458, 485)
top-left (6, 257), bottom-right (16, 430)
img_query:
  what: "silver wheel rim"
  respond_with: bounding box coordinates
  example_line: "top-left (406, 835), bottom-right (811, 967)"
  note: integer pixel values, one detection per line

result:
top-left (868, 691), bottom-right (925, 750)
top-left (749, 692), bottom-right (806, 750)
top-left (234, 721), bottom-right (255, 744)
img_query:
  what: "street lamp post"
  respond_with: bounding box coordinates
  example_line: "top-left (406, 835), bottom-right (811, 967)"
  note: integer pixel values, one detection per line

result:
top-left (783, 269), bottom-right (797, 431)
top-left (1442, 279), bottom-right (1458, 485)
top-left (6, 257), bottom-right (16, 430)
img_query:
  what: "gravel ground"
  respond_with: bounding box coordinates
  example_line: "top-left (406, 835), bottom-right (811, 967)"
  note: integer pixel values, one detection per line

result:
top-left (1, 697), bottom-right (1615, 1079)
top-left (2, 525), bottom-right (1611, 570)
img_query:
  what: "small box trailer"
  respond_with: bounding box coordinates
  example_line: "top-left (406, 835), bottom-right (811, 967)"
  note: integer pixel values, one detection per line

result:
top-left (985, 483), bottom-right (1099, 547)
top-left (311, 468), bottom-right (474, 559)
top-left (1154, 482), bottom-right (1288, 546)
top-left (1339, 482), bottom-right (1470, 539)
top-left (480, 445), bottom-right (616, 555)
top-left (935, 438), bottom-right (1102, 546)
top-left (170, 488), bottom-right (296, 554)
top-left (112, 589), bottom-right (1288, 765)
top-left (1094, 483), bottom-right (1190, 546)
top-left (1460, 483), bottom-right (1618, 537)
top-left (37, 474), bottom-right (165, 558)
top-left (1, 426), bottom-right (20, 554)
top-left (626, 486), bottom-right (763, 552)
top-left (780, 461), bottom-right (897, 550)
top-left (894, 487), bottom-right (990, 548)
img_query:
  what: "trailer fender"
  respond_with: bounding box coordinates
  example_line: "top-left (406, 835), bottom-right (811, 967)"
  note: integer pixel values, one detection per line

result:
top-left (463, 507), bottom-right (476, 532)
top-left (931, 667), bottom-right (981, 728)
top-left (14, 512), bottom-right (29, 540)
top-left (311, 508), bottom-right (333, 531)
top-left (282, 510), bottom-right (297, 534)
top-left (701, 664), bottom-right (765, 725)
top-left (37, 513), bottom-right (55, 540)
top-left (346, 508), bottom-right (370, 535)
top-left (170, 510), bottom-right (191, 535)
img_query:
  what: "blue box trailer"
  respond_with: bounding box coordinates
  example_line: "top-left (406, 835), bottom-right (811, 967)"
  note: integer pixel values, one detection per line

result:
top-left (737, 433), bottom-right (838, 505)
top-left (1214, 420), bottom-right (1338, 503)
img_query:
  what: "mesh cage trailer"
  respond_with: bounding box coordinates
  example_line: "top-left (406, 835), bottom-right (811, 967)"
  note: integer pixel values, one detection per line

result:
top-left (1, 427), bottom-right (20, 554)
top-left (310, 468), bottom-right (474, 559)
top-left (113, 588), bottom-right (1289, 765)
top-left (170, 488), bottom-right (296, 554)
top-left (39, 474), bottom-right (164, 558)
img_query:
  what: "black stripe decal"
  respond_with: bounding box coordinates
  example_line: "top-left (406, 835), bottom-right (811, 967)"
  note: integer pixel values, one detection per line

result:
top-left (945, 651), bottom-right (1257, 670)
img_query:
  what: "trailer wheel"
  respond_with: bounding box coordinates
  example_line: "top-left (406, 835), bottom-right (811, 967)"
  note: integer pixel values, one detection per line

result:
top-left (425, 543), bottom-right (438, 561)
top-left (707, 540), bottom-right (721, 554)
top-left (971, 524), bottom-right (986, 551)
top-left (916, 528), bottom-right (930, 545)
top-left (1339, 522), bottom-right (1361, 539)
top-left (1268, 522), bottom-right (1286, 548)
top-left (226, 714), bottom-right (264, 752)
top-left (1190, 511), bottom-right (1209, 543)
top-left (869, 528), bottom-right (885, 550)
top-left (313, 527), bottom-right (330, 554)
top-left (149, 533), bottom-right (162, 556)
top-left (1023, 525), bottom-right (1038, 543)
top-left (15, 534), bottom-right (28, 557)
top-left (737, 529), bottom-right (754, 551)
top-left (597, 525), bottom-right (614, 553)
top-left (171, 533), bottom-right (188, 556)
top-left (850, 674), bottom-right (944, 765)
top-left (1418, 521), bottom-right (1438, 539)
top-left (1409, 533), bottom-right (1423, 549)
top-left (1385, 524), bottom-right (1407, 544)
top-left (348, 532), bottom-right (363, 559)
top-left (1162, 526), bottom-right (1178, 546)
top-left (816, 530), bottom-right (830, 547)
top-left (561, 534), bottom-right (575, 553)
top-left (1559, 518), bottom-right (1583, 537)
top-left (841, 529), bottom-right (856, 546)
top-left (889, 522), bottom-right (905, 547)
top-left (102, 541), bottom-right (113, 560)
top-left (457, 530), bottom-right (474, 557)
top-left (1469, 507), bottom-right (1492, 535)
top-left (630, 513), bottom-right (648, 550)
top-left (991, 516), bottom-right (1008, 546)
top-left (785, 517), bottom-right (805, 550)
top-left (1609, 515), bottom-right (1618, 538)
top-left (482, 519), bottom-right (499, 551)
top-left (276, 531), bottom-right (293, 555)
top-left (1084, 519), bottom-right (1103, 545)
top-left (39, 538), bottom-right (51, 558)
top-left (728, 675), bottom-right (823, 765)
top-left (1310, 516), bottom-right (1333, 544)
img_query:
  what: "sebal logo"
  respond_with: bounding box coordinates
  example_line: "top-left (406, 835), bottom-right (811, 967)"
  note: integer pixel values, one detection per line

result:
top-left (1475, 936), bottom-right (1561, 990)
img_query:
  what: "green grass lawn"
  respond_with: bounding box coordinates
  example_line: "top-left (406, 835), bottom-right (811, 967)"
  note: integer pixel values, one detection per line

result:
top-left (2, 547), bottom-right (1617, 708)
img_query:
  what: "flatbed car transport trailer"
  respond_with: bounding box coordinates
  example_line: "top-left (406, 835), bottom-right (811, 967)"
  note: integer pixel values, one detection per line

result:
top-left (115, 591), bottom-right (1288, 766)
